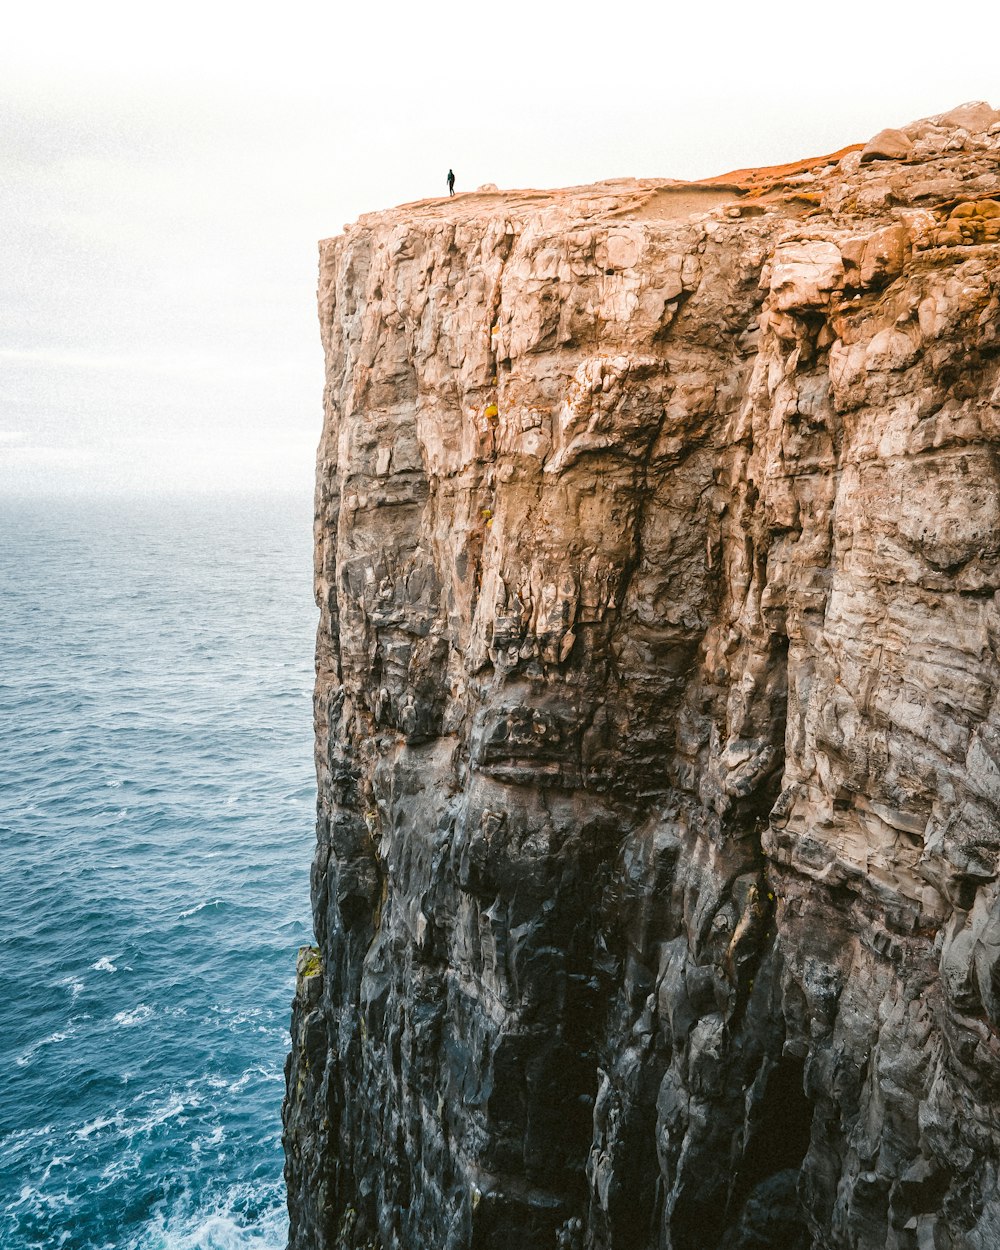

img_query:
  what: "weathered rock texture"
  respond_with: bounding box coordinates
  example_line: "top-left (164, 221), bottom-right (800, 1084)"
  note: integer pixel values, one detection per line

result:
top-left (284, 103), bottom-right (1000, 1250)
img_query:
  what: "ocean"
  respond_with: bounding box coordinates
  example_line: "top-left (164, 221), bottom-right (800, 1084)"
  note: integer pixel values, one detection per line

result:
top-left (0, 493), bottom-right (316, 1250)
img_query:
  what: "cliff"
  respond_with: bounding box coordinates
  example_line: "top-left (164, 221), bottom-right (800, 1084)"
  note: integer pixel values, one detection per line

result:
top-left (283, 102), bottom-right (1000, 1250)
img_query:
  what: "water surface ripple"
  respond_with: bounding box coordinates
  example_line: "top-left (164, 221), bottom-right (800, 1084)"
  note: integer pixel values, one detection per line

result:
top-left (0, 493), bottom-right (315, 1250)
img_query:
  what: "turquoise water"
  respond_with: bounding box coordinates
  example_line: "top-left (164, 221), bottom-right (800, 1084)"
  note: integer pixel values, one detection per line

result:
top-left (0, 494), bottom-right (316, 1249)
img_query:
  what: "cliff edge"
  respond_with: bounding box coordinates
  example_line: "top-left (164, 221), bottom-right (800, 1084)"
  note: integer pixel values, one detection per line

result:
top-left (284, 102), bottom-right (1000, 1250)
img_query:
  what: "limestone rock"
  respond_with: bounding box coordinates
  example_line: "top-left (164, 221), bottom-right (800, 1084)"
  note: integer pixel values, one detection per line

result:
top-left (284, 102), bottom-right (1000, 1250)
top-left (767, 240), bottom-right (844, 309)
top-left (936, 100), bottom-right (1000, 133)
top-left (861, 127), bottom-right (913, 162)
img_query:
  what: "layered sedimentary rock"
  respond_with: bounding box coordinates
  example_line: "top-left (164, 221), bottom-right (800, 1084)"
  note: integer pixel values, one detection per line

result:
top-left (284, 103), bottom-right (1000, 1249)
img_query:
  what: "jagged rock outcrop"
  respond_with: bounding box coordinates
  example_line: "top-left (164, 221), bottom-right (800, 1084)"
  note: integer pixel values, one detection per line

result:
top-left (283, 103), bottom-right (1000, 1250)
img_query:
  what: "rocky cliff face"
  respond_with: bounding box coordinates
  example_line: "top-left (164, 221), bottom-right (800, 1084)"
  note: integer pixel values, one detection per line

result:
top-left (283, 103), bottom-right (1000, 1250)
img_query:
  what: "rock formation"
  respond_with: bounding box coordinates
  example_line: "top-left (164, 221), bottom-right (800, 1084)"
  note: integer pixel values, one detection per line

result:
top-left (283, 103), bottom-right (1000, 1249)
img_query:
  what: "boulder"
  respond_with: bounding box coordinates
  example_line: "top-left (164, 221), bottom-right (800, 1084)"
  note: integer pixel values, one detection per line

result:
top-left (937, 100), bottom-right (1000, 133)
top-left (861, 127), bottom-right (913, 162)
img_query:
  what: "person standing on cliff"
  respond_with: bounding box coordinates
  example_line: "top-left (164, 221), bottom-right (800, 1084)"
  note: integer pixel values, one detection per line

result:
top-left (447, 169), bottom-right (455, 196)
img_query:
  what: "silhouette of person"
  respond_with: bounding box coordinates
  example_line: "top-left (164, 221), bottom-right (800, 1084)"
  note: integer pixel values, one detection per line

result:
top-left (447, 169), bottom-right (455, 197)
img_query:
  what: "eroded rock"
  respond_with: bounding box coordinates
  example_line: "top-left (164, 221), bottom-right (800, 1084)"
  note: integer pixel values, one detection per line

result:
top-left (861, 127), bottom-right (914, 162)
top-left (284, 102), bottom-right (1000, 1250)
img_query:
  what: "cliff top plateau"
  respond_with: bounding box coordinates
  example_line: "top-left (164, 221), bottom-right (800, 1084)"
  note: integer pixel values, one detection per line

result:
top-left (334, 99), bottom-right (1000, 239)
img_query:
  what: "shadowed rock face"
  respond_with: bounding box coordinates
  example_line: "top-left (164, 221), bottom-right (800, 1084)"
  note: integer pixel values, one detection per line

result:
top-left (283, 103), bottom-right (1000, 1250)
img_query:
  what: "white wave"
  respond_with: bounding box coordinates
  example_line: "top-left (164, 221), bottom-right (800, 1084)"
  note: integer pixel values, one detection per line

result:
top-left (37, 1154), bottom-right (72, 1188)
top-left (75, 1091), bottom-right (201, 1148)
top-left (113, 1004), bottom-right (154, 1028)
top-left (12, 1181), bottom-right (80, 1228)
top-left (0, 1124), bottom-right (53, 1150)
top-left (178, 899), bottom-right (222, 919)
top-left (98, 1148), bottom-right (141, 1187)
top-left (16, 1030), bottom-right (72, 1067)
top-left (190, 1124), bottom-right (225, 1159)
top-left (105, 778), bottom-right (124, 788)
top-left (93, 956), bottom-right (118, 972)
top-left (130, 1091), bottom-right (202, 1137)
top-left (75, 1111), bottom-right (124, 1141)
top-left (213, 1064), bottom-right (283, 1097)
top-left (58, 974), bottom-right (85, 1000)
top-left (128, 1196), bottom-right (286, 1250)
top-left (0, 1125), bottom-right (55, 1170)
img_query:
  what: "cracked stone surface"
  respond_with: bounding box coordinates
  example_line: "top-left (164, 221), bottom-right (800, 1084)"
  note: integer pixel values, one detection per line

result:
top-left (283, 102), bottom-right (1000, 1249)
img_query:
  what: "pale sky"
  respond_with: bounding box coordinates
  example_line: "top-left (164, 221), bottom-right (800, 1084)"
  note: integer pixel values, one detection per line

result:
top-left (2, 0), bottom-right (997, 495)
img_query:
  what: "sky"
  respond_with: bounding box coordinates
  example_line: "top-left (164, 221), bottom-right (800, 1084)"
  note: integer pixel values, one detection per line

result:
top-left (2, 0), bottom-right (998, 497)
